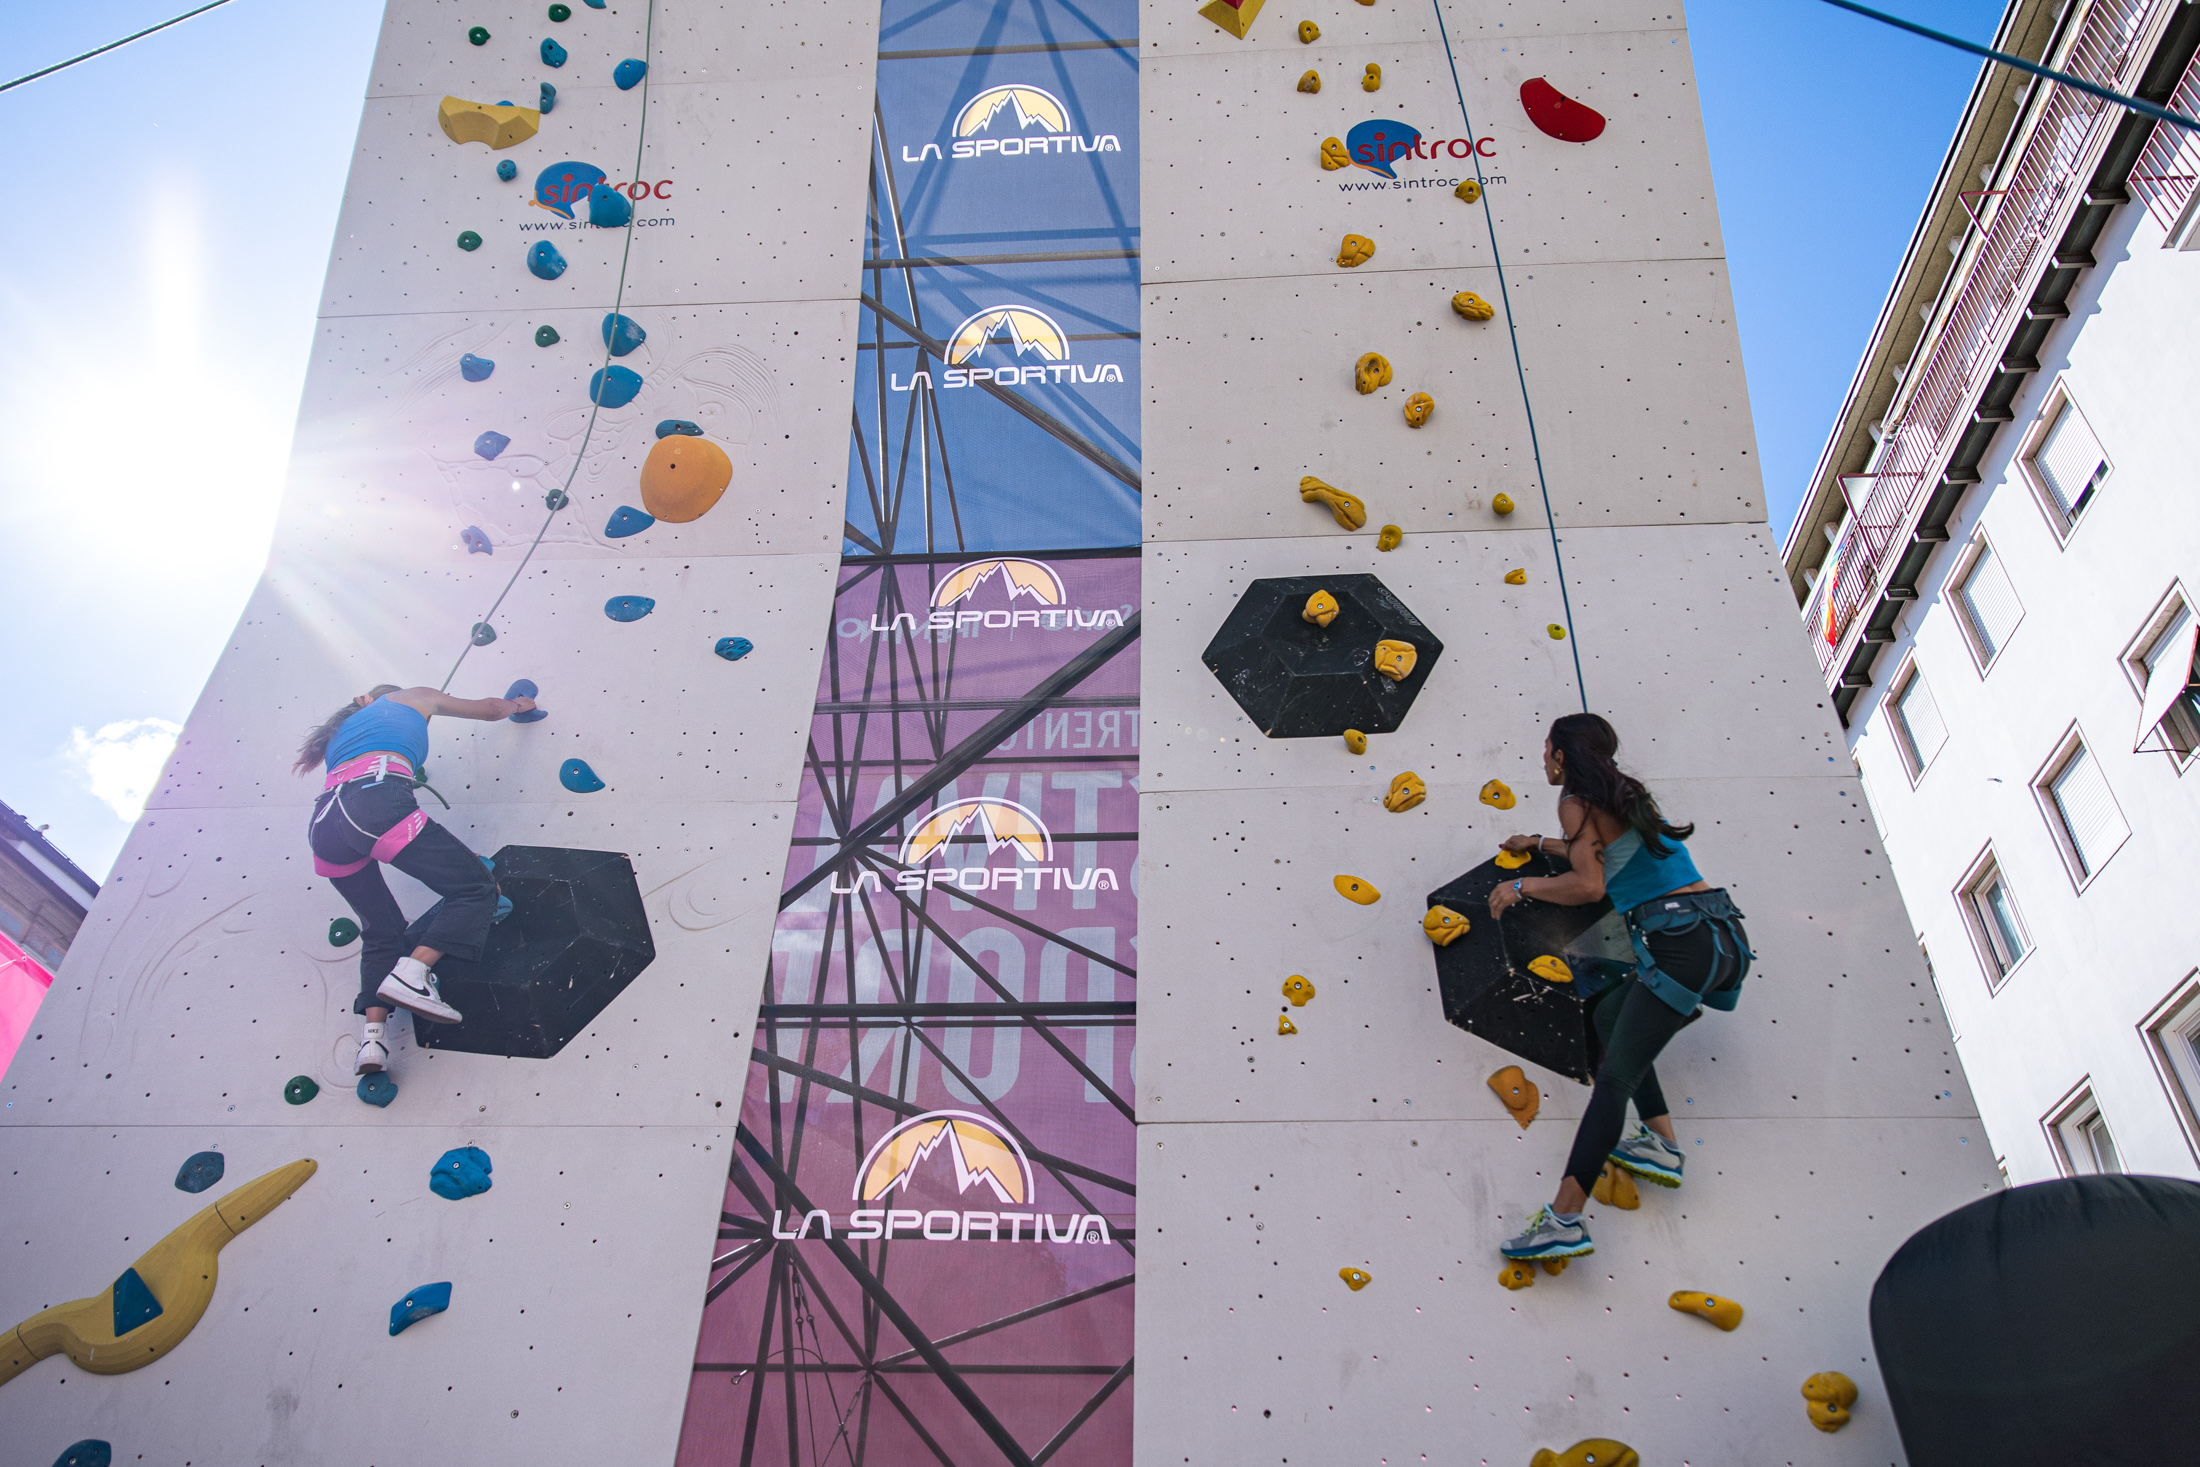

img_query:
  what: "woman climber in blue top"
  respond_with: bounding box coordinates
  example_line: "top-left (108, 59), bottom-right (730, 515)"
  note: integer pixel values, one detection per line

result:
top-left (1485, 712), bottom-right (1753, 1263)
top-left (294, 684), bottom-right (534, 1077)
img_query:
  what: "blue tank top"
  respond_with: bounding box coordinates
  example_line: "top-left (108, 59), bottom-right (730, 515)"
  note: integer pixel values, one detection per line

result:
top-left (1602, 827), bottom-right (1702, 913)
top-left (324, 697), bottom-right (430, 770)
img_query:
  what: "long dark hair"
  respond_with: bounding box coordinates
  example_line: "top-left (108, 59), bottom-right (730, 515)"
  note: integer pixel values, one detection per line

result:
top-left (1549, 712), bottom-right (1693, 856)
top-left (294, 685), bottom-right (402, 774)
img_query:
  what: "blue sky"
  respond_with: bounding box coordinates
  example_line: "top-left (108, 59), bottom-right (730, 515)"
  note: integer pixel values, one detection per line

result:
top-left (0, 0), bottom-right (2004, 879)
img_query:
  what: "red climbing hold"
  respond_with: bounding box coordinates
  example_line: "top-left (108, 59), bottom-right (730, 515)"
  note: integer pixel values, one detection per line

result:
top-left (1519, 78), bottom-right (1606, 143)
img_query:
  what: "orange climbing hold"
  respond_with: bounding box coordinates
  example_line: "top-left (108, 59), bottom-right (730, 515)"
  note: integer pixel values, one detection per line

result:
top-left (1344, 729), bottom-right (1368, 755)
top-left (1198, 0), bottom-right (1266, 39)
top-left (1373, 639), bottom-right (1416, 681)
top-left (1498, 1261), bottom-right (1535, 1291)
top-left (1494, 847), bottom-right (1531, 871)
top-left (1423, 905), bottom-right (1469, 946)
top-left (1479, 779), bottom-right (1516, 810)
top-left (1451, 291), bottom-right (1496, 322)
top-left (1282, 975), bottom-right (1317, 1006)
top-left (1277, 1012), bottom-right (1298, 1036)
top-left (1383, 772), bottom-right (1426, 812)
top-left (1303, 589), bottom-right (1340, 627)
top-left (1339, 1267), bottom-right (1371, 1291)
top-left (639, 434), bottom-right (733, 523)
top-left (1801, 1371), bottom-right (1858, 1432)
top-left (1486, 1065), bottom-right (1539, 1127)
top-left (1403, 393), bottom-right (1433, 428)
top-left (1529, 1441), bottom-right (1637, 1467)
top-left (1298, 69), bottom-right (1321, 93)
top-left (1336, 233), bottom-right (1374, 267)
top-left (1320, 136), bottom-right (1350, 170)
top-left (1354, 352), bottom-right (1392, 394)
top-left (1669, 1290), bottom-right (1744, 1331)
top-left (1376, 524), bottom-right (1402, 551)
top-left (1299, 476), bottom-right (1367, 530)
top-left (1504, 567), bottom-right (1527, 585)
top-left (1332, 875), bottom-right (1380, 905)
top-left (1593, 1162), bottom-right (1639, 1210)
top-left (1540, 1257), bottom-right (1569, 1276)
top-left (1527, 955), bottom-right (1574, 984)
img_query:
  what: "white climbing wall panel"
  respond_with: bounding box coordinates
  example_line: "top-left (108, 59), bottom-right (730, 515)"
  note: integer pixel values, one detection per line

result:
top-left (0, 1), bottom-right (879, 1462)
top-left (1135, 2), bottom-right (1996, 1465)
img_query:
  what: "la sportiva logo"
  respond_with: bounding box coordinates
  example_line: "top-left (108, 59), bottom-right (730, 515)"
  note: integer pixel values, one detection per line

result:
top-left (1340, 118), bottom-right (1496, 178)
top-left (898, 796), bottom-right (1053, 867)
top-left (868, 556), bottom-right (1127, 635)
top-left (890, 303), bottom-right (1125, 392)
top-left (901, 82), bottom-right (1124, 162)
top-left (827, 792), bottom-right (1120, 896)
top-left (766, 1109), bottom-right (1113, 1245)
top-left (531, 160), bottom-right (674, 219)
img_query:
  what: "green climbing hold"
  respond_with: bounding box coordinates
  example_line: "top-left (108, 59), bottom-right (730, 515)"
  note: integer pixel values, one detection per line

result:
top-left (543, 486), bottom-right (569, 510)
top-left (468, 25), bottom-right (490, 44)
top-left (549, 2), bottom-right (571, 17)
top-left (357, 1072), bottom-right (398, 1108)
top-left (471, 622), bottom-right (498, 646)
top-left (535, 325), bottom-right (560, 347)
top-left (457, 230), bottom-right (482, 251)
top-left (329, 918), bottom-right (361, 947)
top-left (283, 1075), bottom-right (319, 1106)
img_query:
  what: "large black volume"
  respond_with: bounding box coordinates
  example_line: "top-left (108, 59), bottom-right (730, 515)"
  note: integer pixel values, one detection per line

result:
top-left (1202, 574), bottom-right (1443, 737)
top-left (1424, 852), bottom-right (1616, 1083)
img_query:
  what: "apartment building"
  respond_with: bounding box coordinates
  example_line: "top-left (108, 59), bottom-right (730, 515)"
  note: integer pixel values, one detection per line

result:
top-left (1782, 0), bottom-right (2200, 1184)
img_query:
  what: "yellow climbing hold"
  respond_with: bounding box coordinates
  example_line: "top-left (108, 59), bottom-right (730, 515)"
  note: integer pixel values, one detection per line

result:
top-left (1455, 178), bottom-right (1482, 204)
top-left (1548, 623), bottom-right (1567, 640)
top-left (1333, 875), bottom-right (1380, 905)
top-left (1198, 0), bottom-right (1266, 39)
top-left (1336, 232), bottom-right (1375, 267)
top-left (1298, 19), bottom-right (1320, 41)
top-left (1423, 905), bottom-right (1469, 946)
top-left (1344, 728), bottom-right (1368, 755)
top-left (1529, 1441), bottom-right (1639, 1467)
top-left (1282, 975), bottom-right (1317, 1006)
top-left (1494, 847), bottom-right (1531, 870)
top-left (1303, 589), bottom-right (1340, 628)
top-left (1479, 779), bottom-right (1516, 810)
top-left (1354, 352), bottom-right (1392, 394)
top-left (1403, 392), bottom-right (1433, 428)
top-left (639, 434), bottom-right (734, 523)
top-left (1492, 492), bottom-right (1515, 515)
top-left (1527, 955), bottom-right (1574, 984)
top-left (1486, 1064), bottom-right (1539, 1127)
top-left (1498, 1262), bottom-right (1535, 1291)
top-left (1278, 1012), bottom-right (1298, 1035)
top-left (1540, 1257), bottom-right (1569, 1276)
top-left (1300, 476), bottom-right (1367, 530)
top-left (0, 1159), bottom-right (316, 1388)
top-left (1376, 524), bottom-right (1402, 551)
top-left (1320, 136), bottom-right (1350, 170)
top-left (1383, 771), bottom-right (1426, 812)
top-left (1802, 1371), bottom-right (1858, 1432)
top-left (1504, 567), bottom-right (1527, 585)
top-left (1361, 63), bottom-right (1382, 91)
top-left (1339, 1267), bottom-right (1372, 1291)
top-left (438, 95), bottom-right (543, 150)
top-left (1373, 639), bottom-right (1416, 681)
top-left (1298, 69), bottom-right (1322, 93)
top-left (1669, 1290), bottom-right (1744, 1332)
top-left (1451, 291), bottom-right (1496, 322)
top-left (1593, 1161), bottom-right (1639, 1210)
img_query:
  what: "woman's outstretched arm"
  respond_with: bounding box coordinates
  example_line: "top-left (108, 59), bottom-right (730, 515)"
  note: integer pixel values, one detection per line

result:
top-left (386, 688), bottom-right (535, 722)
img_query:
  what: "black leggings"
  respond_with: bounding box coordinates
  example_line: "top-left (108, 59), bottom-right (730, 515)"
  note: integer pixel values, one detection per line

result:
top-left (309, 778), bottom-right (497, 1015)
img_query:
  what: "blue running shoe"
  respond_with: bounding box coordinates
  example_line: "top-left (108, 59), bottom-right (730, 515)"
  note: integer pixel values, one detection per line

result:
top-left (1500, 1204), bottom-right (1593, 1260)
top-left (1610, 1123), bottom-right (1684, 1188)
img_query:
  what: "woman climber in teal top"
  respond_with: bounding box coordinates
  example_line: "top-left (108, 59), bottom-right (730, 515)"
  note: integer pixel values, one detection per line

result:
top-left (1485, 712), bottom-right (1753, 1263)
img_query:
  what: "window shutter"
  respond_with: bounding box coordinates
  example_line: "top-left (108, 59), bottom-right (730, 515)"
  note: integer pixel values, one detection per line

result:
top-left (2136, 611), bottom-right (2200, 752)
top-left (1958, 543), bottom-right (2023, 660)
top-left (2050, 743), bottom-right (2128, 876)
top-left (1895, 672), bottom-right (1948, 770)
top-left (2034, 403), bottom-right (2107, 520)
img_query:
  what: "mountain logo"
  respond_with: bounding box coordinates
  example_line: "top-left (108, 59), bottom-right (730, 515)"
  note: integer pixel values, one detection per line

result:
top-left (898, 797), bottom-right (1052, 867)
top-left (953, 84), bottom-right (1069, 138)
top-left (855, 1110), bottom-right (1034, 1206)
top-left (944, 305), bottom-right (1070, 366)
top-left (931, 558), bottom-right (1066, 610)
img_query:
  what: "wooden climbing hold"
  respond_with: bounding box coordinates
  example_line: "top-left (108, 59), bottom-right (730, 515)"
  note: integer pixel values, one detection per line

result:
top-left (457, 230), bottom-right (482, 251)
top-left (1361, 62), bottom-right (1381, 92)
top-left (1479, 779), bottom-right (1515, 809)
top-left (1197, 0), bottom-right (1265, 39)
top-left (1492, 492), bottom-right (1515, 515)
top-left (1504, 567), bottom-right (1527, 584)
top-left (1423, 905), bottom-right (1469, 946)
top-left (283, 1076), bottom-right (318, 1105)
top-left (1376, 524), bottom-right (1402, 551)
top-left (1339, 1267), bottom-right (1371, 1291)
top-left (1520, 77), bottom-right (1608, 144)
top-left (1373, 639), bottom-right (1416, 681)
top-left (1354, 352), bottom-right (1392, 394)
top-left (1302, 589), bottom-right (1339, 627)
top-left (1527, 955), bottom-right (1574, 984)
top-left (1343, 729), bottom-right (1367, 755)
top-left (1320, 136), bottom-right (1349, 170)
top-left (1299, 476), bottom-right (1366, 530)
top-left (1669, 1290), bottom-right (1744, 1332)
top-left (1498, 1262), bottom-right (1535, 1290)
top-left (1403, 392), bottom-right (1432, 428)
top-left (1332, 875), bottom-right (1380, 905)
top-left (1593, 1162), bottom-right (1639, 1210)
top-left (1298, 70), bottom-right (1321, 93)
top-left (1548, 624), bottom-right (1567, 640)
top-left (1451, 290), bottom-right (1496, 321)
top-left (1455, 178), bottom-right (1482, 204)
top-left (640, 434), bottom-right (733, 522)
top-left (1277, 1013), bottom-right (1297, 1035)
top-left (389, 1281), bottom-right (451, 1336)
top-left (468, 25), bottom-right (490, 44)
top-left (329, 918), bottom-right (361, 947)
top-left (1383, 771), bottom-right (1426, 812)
top-left (1801, 1371), bottom-right (1858, 1432)
top-left (535, 324), bottom-right (560, 346)
top-left (1281, 975), bottom-right (1316, 1006)
top-left (1298, 19), bottom-right (1319, 41)
top-left (438, 95), bottom-right (540, 150)
top-left (1486, 1065), bottom-right (1539, 1127)
top-left (1335, 232), bottom-right (1374, 267)
top-left (1528, 1441), bottom-right (1637, 1467)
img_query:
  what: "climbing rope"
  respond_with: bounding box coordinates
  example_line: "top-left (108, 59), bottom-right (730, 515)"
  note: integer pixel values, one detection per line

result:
top-left (0, 0), bottom-right (234, 95)
top-left (439, 0), bottom-right (660, 693)
top-left (1428, 0), bottom-right (1588, 713)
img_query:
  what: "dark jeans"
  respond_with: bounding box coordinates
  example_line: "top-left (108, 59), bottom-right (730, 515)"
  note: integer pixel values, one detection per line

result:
top-left (309, 778), bottom-right (497, 1015)
top-left (1562, 915), bottom-right (1736, 1191)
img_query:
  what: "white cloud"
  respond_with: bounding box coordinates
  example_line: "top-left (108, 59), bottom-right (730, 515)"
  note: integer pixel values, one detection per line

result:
top-left (64, 719), bottom-right (183, 823)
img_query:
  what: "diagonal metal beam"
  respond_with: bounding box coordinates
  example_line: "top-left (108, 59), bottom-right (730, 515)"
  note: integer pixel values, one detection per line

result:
top-left (873, 1274), bottom-right (1134, 1369)
top-left (1032, 1358), bottom-right (1135, 1467)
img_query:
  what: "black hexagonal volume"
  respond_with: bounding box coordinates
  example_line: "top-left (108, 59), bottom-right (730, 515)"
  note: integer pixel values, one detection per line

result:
top-left (406, 846), bottom-right (656, 1059)
top-left (1202, 574), bottom-right (1444, 737)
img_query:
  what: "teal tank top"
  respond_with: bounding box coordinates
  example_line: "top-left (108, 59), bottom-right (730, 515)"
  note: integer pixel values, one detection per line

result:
top-left (324, 697), bottom-right (429, 770)
top-left (1602, 827), bottom-right (1702, 913)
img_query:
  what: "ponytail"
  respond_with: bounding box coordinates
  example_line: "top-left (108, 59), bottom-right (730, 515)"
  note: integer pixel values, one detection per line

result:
top-left (294, 684), bottom-right (402, 774)
top-left (1547, 712), bottom-right (1693, 857)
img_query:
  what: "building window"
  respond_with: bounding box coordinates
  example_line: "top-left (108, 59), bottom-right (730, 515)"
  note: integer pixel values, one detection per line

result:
top-left (2023, 392), bottom-right (2110, 534)
top-left (1890, 663), bottom-right (1949, 778)
top-left (2034, 733), bottom-right (2130, 885)
top-left (2046, 1086), bottom-right (2122, 1176)
top-left (1960, 850), bottom-right (2029, 986)
top-left (2127, 595), bottom-right (2200, 762)
top-left (1954, 536), bottom-right (2024, 668)
top-left (2141, 978), bottom-right (2200, 1166)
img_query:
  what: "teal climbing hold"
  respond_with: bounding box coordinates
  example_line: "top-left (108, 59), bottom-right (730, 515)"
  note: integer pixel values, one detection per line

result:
top-left (543, 486), bottom-right (569, 510)
top-left (715, 636), bottom-right (755, 661)
top-left (605, 505), bottom-right (654, 537)
top-left (583, 0), bottom-right (605, 7)
top-left (589, 183), bottom-right (632, 228)
top-left (527, 240), bottom-right (568, 280)
top-left (460, 354), bottom-right (494, 382)
top-left (535, 324), bottom-right (560, 346)
top-left (590, 365), bottom-right (642, 408)
top-left (358, 1072), bottom-right (398, 1107)
top-left (51, 1444), bottom-right (110, 1467)
top-left (389, 1281), bottom-right (451, 1336)
top-left (471, 622), bottom-right (498, 646)
top-left (605, 595), bottom-right (656, 622)
top-left (497, 158), bottom-right (519, 181)
top-left (540, 37), bottom-right (568, 67)
top-left (474, 430), bottom-right (510, 460)
top-left (468, 25), bottom-right (490, 44)
top-left (602, 313), bottom-right (646, 356)
top-left (506, 677), bottom-right (547, 723)
top-left (539, 81), bottom-right (556, 113)
top-left (559, 758), bottom-right (605, 793)
top-left (457, 230), bottom-right (482, 252)
top-left (430, 1145), bottom-right (494, 1200)
top-left (462, 525), bottom-right (493, 555)
top-left (615, 58), bottom-right (648, 89)
top-left (174, 1151), bottom-right (225, 1194)
top-left (549, 2), bottom-right (572, 18)
top-left (329, 917), bottom-right (361, 946)
top-left (111, 1266), bottom-right (163, 1336)
top-left (656, 419), bottom-right (703, 438)
top-left (284, 1075), bottom-right (319, 1105)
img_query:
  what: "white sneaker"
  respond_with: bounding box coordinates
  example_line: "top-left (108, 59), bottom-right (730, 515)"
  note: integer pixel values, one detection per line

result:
top-left (376, 956), bottom-right (463, 1025)
top-left (355, 1036), bottom-right (389, 1075)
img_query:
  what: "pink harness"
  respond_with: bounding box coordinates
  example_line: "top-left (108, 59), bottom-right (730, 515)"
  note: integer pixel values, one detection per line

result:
top-left (313, 753), bottom-right (428, 877)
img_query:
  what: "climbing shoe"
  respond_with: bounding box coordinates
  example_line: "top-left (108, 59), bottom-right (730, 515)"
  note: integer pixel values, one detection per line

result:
top-left (376, 957), bottom-right (463, 1025)
top-left (1609, 1124), bottom-right (1685, 1188)
top-left (1500, 1204), bottom-right (1593, 1261)
top-left (355, 1036), bottom-right (389, 1075)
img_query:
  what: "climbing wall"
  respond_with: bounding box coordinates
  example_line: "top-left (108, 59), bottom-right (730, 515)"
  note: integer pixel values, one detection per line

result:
top-left (1133, 2), bottom-right (1998, 1464)
top-left (0, 2), bottom-right (881, 1462)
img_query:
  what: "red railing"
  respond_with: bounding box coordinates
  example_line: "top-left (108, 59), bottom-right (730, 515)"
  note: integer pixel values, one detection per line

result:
top-left (2129, 40), bottom-right (2200, 229)
top-left (1816, 0), bottom-right (2152, 684)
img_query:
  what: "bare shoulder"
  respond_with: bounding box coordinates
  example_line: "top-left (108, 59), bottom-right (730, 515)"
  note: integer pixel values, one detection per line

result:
top-left (386, 688), bottom-right (444, 717)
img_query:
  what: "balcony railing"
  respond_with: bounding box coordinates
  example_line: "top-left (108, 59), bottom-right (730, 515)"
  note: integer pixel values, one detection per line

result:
top-left (2129, 38), bottom-right (2200, 230)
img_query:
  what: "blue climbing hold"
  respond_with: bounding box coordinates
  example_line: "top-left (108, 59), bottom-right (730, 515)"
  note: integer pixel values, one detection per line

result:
top-left (429, 1145), bottom-right (494, 1201)
top-left (605, 595), bottom-right (656, 622)
top-left (656, 419), bottom-right (703, 438)
top-left (460, 354), bottom-right (494, 382)
top-left (357, 1072), bottom-right (398, 1108)
top-left (473, 430), bottom-right (510, 461)
top-left (715, 636), bottom-right (755, 661)
top-left (540, 37), bottom-right (567, 67)
top-left (112, 1266), bottom-right (163, 1336)
top-left (175, 1150), bottom-right (225, 1194)
top-left (614, 57), bottom-right (648, 89)
top-left (604, 505), bottom-right (654, 538)
top-left (583, 0), bottom-right (605, 7)
top-left (497, 158), bottom-right (519, 181)
top-left (589, 365), bottom-right (642, 408)
top-left (559, 758), bottom-right (605, 793)
top-left (602, 312), bottom-right (646, 356)
top-left (588, 182), bottom-right (633, 229)
top-left (461, 525), bottom-right (493, 556)
top-left (388, 1281), bottom-right (451, 1337)
top-left (506, 677), bottom-right (547, 723)
top-left (527, 239), bottom-right (568, 280)
top-left (51, 1443), bottom-right (111, 1467)
top-left (539, 81), bottom-right (556, 114)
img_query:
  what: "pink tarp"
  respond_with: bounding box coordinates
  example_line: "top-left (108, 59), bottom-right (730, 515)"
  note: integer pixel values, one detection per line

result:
top-left (0, 929), bottom-right (55, 1080)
